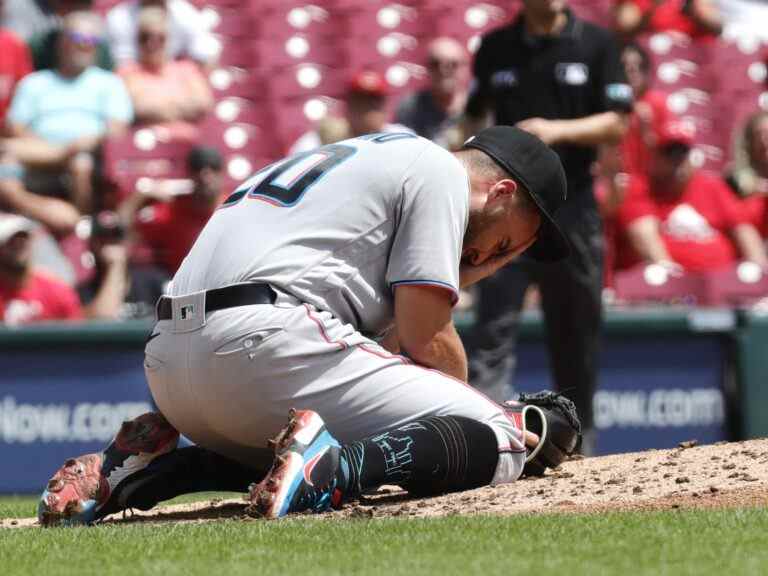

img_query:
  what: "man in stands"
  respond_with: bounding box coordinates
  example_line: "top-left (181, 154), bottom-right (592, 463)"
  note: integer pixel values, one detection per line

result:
top-left (615, 120), bottom-right (768, 273)
top-left (395, 37), bottom-right (469, 146)
top-left (78, 210), bottom-right (168, 320)
top-left (0, 213), bottom-right (81, 325)
top-left (289, 70), bottom-right (412, 154)
top-left (28, 0), bottom-right (114, 71)
top-left (122, 146), bottom-right (223, 276)
top-left (4, 10), bottom-right (132, 216)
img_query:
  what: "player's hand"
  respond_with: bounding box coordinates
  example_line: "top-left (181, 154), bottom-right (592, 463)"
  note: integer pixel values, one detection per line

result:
top-left (459, 236), bottom-right (536, 288)
top-left (515, 118), bottom-right (563, 146)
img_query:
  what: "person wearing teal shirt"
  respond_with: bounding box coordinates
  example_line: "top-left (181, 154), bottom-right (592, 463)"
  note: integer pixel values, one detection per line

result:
top-left (4, 10), bottom-right (132, 217)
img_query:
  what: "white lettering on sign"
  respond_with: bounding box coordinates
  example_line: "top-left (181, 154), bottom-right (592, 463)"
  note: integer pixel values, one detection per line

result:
top-left (594, 389), bottom-right (725, 429)
top-left (0, 396), bottom-right (152, 444)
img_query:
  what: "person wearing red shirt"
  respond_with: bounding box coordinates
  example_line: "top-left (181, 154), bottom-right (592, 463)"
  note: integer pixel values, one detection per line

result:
top-left (123, 146), bottom-right (223, 275)
top-left (614, 0), bottom-right (722, 40)
top-left (0, 24), bottom-right (32, 130)
top-left (615, 121), bottom-right (768, 272)
top-left (0, 214), bottom-right (82, 325)
top-left (620, 42), bottom-right (672, 176)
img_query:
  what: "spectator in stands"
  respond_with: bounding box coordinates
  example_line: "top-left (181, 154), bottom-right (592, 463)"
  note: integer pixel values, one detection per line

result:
top-left (616, 119), bottom-right (768, 272)
top-left (78, 210), bottom-right (168, 319)
top-left (106, 0), bottom-right (217, 67)
top-left (725, 110), bottom-right (768, 238)
top-left (613, 0), bottom-right (723, 40)
top-left (122, 146), bottom-right (223, 275)
top-left (0, 1), bottom-right (32, 132)
top-left (28, 0), bottom-right (114, 71)
top-left (117, 6), bottom-right (212, 142)
top-left (0, 213), bottom-right (81, 325)
top-left (290, 70), bottom-right (412, 154)
top-left (621, 42), bottom-right (672, 176)
top-left (4, 10), bottom-right (132, 216)
top-left (394, 37), bottom-right (469, 145)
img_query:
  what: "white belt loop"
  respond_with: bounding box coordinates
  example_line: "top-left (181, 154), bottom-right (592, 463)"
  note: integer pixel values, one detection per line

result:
top-left (170, 290), bottom-right (207, 333)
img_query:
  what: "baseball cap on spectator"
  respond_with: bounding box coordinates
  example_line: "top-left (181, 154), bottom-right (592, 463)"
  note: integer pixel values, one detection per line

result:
top-left (347, 70), bottom-right (389, 98)
top-left (0, 214), bottom-right (34, 245)
top-left (462, 126), bottom-right (569, 262)
top-left (187, 146), bottom-right (223, 172)
top-left (655, 119), bottom-right (695, 148)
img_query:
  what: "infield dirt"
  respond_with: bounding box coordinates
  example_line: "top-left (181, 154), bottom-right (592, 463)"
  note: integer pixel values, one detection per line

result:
top-left (4, 437), bottom-right (767, 528)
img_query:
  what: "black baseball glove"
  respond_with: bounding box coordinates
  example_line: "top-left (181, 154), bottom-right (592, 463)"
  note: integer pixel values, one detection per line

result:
top-left (505, 391), bottom-right (582, 476)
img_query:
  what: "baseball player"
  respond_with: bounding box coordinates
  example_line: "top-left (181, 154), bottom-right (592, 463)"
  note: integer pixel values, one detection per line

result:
top-left (39, 127), bottom-right (581, 525)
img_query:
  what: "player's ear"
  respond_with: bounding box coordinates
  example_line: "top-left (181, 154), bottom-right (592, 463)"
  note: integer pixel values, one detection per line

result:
top-left (487, 178), bottom-right (519, 205)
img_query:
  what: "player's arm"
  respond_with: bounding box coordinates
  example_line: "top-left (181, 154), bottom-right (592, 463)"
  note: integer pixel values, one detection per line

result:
top-left (394, 284), bottom-right (468, 382)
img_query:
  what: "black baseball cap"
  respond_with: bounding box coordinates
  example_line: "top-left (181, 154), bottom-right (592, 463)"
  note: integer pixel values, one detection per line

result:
top-left (462, 125), bottom-right (569, 261)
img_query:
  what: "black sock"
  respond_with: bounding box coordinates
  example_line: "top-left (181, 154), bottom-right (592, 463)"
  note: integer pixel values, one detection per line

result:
top-left (338, 416), bottom-right (499, 498)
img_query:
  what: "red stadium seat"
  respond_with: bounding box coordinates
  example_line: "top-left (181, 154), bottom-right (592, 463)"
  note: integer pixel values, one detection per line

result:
top-left (253, 37), bottom-right (344, 70)
top-left (702, 265), bottom-right (768, 307)
top-left (103, 130), bottom-right (194, 201)
top-left (614, 265), bottom-right (707, 307)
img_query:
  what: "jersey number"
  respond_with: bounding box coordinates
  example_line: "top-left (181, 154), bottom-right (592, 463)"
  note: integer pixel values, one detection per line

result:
top-left (221, 133), bottom-right (416, 208)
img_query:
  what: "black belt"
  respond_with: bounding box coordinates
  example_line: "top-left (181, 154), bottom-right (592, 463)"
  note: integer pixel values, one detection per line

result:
top-left (156, 283), bottom-right (277, 320)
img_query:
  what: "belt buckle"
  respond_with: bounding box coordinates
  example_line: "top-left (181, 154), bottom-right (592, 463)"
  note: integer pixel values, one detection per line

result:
top-left (170, 290), bottom-right (207, 333)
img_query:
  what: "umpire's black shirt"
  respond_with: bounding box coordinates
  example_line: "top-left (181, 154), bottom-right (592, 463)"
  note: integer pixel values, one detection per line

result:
top-left (466, 9), bottom-right (632, 190)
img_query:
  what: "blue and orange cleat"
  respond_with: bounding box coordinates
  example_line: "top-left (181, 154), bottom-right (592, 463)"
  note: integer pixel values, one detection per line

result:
top-left (248, 409), bottom-right (342, 519)
top-left (38, 412), bottom-right (179, 527)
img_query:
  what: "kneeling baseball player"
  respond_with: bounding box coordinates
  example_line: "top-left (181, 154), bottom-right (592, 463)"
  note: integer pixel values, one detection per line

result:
top-left (38, 126), bottom-right (581, 525)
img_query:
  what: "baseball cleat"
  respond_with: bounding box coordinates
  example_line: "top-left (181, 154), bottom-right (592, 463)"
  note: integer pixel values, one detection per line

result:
top-left (248, 409), bottom-right (342, 519)
top-left (38, 412), bottom-right (179, 527)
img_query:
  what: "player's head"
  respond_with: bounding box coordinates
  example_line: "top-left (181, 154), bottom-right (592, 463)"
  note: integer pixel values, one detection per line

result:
top-left (344, 71), bottom-right (389, 136)
top-left (622, 42), bottom-right (651, 97)
top-left (0, 216), bottom-right (34, 277)
top-left (58, 10), bottom-right (102, 75)
top-left (426, 37), bottom-right (469, 97)
top-left (137, 6), bottom-right (168, 68)
top-left (458, 126), bottom-right (569, 264)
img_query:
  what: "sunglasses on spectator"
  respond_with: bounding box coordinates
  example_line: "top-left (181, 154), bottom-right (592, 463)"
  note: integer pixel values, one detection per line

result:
top-left (139, 31), bottom-right (167, 44)
top-left (66, 31), bottom-right (101, 48)
top-left (428, 58), bottom-right (465, 71)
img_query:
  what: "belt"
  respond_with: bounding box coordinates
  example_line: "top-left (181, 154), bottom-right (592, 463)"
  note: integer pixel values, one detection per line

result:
top-left (156, 283), bottom-right (277, 320)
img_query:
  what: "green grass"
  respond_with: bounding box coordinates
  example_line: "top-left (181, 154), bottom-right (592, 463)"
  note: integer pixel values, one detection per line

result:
top-left (1, 496), bottom-right (767, 576)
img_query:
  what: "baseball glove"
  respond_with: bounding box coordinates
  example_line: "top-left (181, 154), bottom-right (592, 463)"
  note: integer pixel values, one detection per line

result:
top-left (505, 391), bottom-right (582, 476)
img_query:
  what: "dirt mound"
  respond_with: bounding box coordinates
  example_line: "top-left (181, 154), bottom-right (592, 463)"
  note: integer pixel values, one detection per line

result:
top-left (4, 438), bottom-right (767, 528)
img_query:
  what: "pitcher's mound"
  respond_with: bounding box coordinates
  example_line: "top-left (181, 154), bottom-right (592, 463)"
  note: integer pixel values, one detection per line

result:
top-left (4, 437), bottom-right (767, 528)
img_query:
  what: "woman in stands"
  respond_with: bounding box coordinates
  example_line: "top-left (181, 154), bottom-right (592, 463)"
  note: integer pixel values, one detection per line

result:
top-left (117, 6), bottom-right (212, 142)
top-left (725, 110), bottom-right (768, 242)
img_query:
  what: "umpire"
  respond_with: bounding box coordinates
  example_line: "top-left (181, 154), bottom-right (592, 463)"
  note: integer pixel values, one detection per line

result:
top-left (463, 0), bottom-right (632, 453)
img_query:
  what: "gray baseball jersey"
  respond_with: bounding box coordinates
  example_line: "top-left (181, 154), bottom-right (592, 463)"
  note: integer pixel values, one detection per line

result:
top-left (171, 133), bottom-right (469, 337)
top-left (147, 132), bottom-right (526, 486)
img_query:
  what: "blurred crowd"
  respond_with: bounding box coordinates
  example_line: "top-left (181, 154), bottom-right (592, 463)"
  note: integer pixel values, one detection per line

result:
top-left (0, 0), bottom-right (767, 327)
